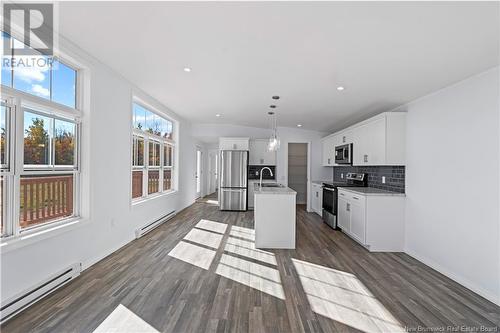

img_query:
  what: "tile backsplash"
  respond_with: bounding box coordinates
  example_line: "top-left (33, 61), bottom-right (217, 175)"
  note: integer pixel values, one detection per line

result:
top-left (333, 166), bottom-right (405, 193)
top-left (248, 165), bottom-right (276, 180)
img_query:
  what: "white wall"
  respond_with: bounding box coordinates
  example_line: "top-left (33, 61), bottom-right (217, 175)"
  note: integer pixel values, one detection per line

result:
top-left (404, 67), bottom-right (500, 305)
top-left (192, 123), bottom-right (332, 185)
top-left (0, 38), bottom-right (199, 302)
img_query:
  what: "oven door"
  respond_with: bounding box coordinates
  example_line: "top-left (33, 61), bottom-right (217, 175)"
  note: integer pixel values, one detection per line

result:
top-left (322, 187), bottom-right (336, 214)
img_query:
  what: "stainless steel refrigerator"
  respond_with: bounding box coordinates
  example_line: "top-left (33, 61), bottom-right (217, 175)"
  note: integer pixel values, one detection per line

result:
top-left (219, 150), bottom-right (248, 211)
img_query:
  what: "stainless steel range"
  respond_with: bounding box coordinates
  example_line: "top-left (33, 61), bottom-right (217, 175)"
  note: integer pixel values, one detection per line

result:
top-left (322, 173), bottom-right (367, 229)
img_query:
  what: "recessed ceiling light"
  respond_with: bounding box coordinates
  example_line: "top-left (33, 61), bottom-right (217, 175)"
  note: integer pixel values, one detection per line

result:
top-left (272, 95), bottom-right (280, 100)
top-left (183, 67), bottom-right (192, 72)
top-left (215, 114), bottom-right (221, 117)
top-left (337, 86), bottom-right (345, 91)
top-left (297, 124), bottom-right (302, 127)
top-left (270, 105), bottom-right (277, 108)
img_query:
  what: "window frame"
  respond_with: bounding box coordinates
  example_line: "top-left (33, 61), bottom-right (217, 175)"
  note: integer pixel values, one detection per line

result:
top-left (0, 58), bottom-right (82, 239)
top-left (2, 31), bottom-right (78, 109)
top-left (131, 99), bottom-right (177, 203)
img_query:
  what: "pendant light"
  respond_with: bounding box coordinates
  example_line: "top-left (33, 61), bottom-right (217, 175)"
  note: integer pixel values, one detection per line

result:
top-left (267, 110), bottom-right (280, 151)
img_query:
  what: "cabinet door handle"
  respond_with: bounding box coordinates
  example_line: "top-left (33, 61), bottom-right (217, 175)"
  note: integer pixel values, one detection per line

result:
top-left (343, 136), bottom-right (346, 143)
top-left (340, 192), bottom-right (345, 196)
top-left (260, 158), bottom-right (264, 164)
top-left (327, 158), bottom-right (331, 164)
top-left (346, 203), bottom-right (350, 212)
top-left (353, 196), bottom-right (359, 200)
top-left (316, 192), bottom-right (318, 198)
top-left (364, 154), bottom-right (368, 163)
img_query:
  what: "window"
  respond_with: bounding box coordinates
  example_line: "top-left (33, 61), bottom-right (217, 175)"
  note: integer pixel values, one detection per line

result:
top-left (1, 38), bottom-right (81, 237)
top-left (2, 32), bottom-right (77, 109)
top-left (132, 102), bottom-right (176, 201)
top-left (1, 100), bottom-right (12, 237)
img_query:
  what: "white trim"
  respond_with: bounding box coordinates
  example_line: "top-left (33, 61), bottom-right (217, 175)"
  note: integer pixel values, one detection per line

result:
top-left (1, 71), bottom-right (82, 239)
top-left (131, 189), bottom-right (178, 207)
top-left (405, 248), bottom-right (500, 306)
top-left (130, 98), bottom-right (178, 203)
top-left (0, 218), bottom-right (87, 254)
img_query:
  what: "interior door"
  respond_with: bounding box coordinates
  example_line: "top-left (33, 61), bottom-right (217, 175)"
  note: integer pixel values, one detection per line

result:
top-left (195, 149), bottom-right (202, 198)
top-left (208, 152), bottom-right (217, 194)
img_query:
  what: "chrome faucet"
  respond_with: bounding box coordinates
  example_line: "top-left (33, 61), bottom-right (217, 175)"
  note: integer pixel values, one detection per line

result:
top-left (259, 167), bottom-right (274, 188)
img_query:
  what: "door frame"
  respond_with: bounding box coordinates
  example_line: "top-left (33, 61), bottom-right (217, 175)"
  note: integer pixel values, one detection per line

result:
top-left (207, 148), bottom-right (218, 195)
top-left (195, 146), bottom-right (203, 199)
top-left (283, 141), bottom-right (312, 212)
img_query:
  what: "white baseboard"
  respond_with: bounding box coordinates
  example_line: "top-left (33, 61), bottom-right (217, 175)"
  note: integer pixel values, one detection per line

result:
top-left (405, 248), bottom-right (500, 306)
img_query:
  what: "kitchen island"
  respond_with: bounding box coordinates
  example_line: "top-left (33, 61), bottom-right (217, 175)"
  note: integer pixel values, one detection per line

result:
top-left (254, 183), bottom-right (297, 249)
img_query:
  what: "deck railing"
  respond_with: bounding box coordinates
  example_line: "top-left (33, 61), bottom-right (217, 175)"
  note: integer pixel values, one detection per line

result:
top-left (132, 170), bottom-right (143, 198)
top-left (20, 175), bottom-right (73, 228)
top-left (148, 170), bottom-right (160, 194)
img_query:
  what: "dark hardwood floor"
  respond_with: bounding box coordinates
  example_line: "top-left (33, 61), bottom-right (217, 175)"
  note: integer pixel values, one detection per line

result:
top-left (2, 193), bottom-right (499, 332)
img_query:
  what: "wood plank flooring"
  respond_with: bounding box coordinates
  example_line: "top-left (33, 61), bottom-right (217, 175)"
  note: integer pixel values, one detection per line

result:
top-left (2, 193), bottom-right (499, 332)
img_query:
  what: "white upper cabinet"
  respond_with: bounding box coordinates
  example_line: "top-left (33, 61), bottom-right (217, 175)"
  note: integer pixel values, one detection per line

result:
top-left (219, 137), bottom-right (250, 150)
top-left (322, 112), bottom-right (406, 166)
top-left (322, 136), bottom-right (336, 166)
top-left (249, 139), bottom-right (276, 165)
top-left (338, 129), bottom-right (353, 145)
top-left (353, 117), bottom-right (386, 165)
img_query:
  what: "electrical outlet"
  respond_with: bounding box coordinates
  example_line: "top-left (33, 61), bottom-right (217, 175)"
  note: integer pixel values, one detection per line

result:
top-left (382, 176), bottom-right (386, 184)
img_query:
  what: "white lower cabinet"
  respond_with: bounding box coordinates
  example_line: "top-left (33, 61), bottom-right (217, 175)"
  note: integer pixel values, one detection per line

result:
top-left (337, 189), bottom-right (405, 252)
top-left (337, 196), bottom-right (350, 232)
top-left (349, 197), bottom-right (365, 244)
top-left (311, 184), bottom-right (323, 215)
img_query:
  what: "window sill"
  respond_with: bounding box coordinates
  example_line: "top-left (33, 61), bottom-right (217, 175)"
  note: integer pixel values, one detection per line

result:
top-left (131, 190), bottom-right (178, 207)
top-left (0, 217), bottom-right (88, 255)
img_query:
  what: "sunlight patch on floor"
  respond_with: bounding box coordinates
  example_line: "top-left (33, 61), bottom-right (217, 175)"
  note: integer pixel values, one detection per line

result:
top-left (292, 259), bottom-right (404, 333)
top-left (205, 199), bottom-right (219, 205)
top-left (168, 241), bottom-right (216, 270)
top-left (183, 228), bottom-right (223, 249)
top-left (216, 253), bottom-right (285, 300)
top-left (225, 236), bottom-right (277, 265)
top-left (168, 222), bottom-right (285, 299)
top-left (195, 219), bottom-right (228, 234)
top-left (93, 304), bottom-right (159, 333)
top-left (229, 225), bottom-right (255, 241)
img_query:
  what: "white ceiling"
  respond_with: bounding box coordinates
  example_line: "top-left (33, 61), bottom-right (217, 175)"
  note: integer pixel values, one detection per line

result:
top-left (58, 2), bottom-right (499, 132)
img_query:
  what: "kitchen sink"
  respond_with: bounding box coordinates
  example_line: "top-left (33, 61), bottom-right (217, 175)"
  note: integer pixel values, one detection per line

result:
top-left (260, 183), bottom-right (283, 188)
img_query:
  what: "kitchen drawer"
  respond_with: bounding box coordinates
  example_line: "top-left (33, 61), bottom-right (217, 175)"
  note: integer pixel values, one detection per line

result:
top-left (338, 189), bottom-right (365, 203)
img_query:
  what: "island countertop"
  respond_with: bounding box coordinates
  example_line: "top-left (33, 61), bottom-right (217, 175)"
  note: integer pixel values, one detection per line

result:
top-left (253, 183), bottom-right (297, 195)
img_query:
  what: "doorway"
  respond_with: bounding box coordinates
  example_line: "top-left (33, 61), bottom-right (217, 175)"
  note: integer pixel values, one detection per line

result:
top-left (195, 148), bottom-right (203, 199)
top-left (287, 143), bottom-right (308, 205)
top-left (208, 150), bottom-right (218, 195)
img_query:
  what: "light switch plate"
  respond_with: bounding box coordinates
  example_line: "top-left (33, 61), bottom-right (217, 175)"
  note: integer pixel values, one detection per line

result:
top-left (382, 176), bottom-right (386, 184)
top-left (341, 173), bottom-right (344, 179)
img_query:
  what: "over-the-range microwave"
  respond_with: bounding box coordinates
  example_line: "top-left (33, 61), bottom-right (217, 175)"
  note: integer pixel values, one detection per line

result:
top-left (334, 143), bottom-right (353, 165)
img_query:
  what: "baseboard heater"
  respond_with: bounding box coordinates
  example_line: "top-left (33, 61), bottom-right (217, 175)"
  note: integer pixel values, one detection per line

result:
top-left (0, 263), bottom-right (81, 324)
top-left (135, 210), bottom-right (176, 239)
